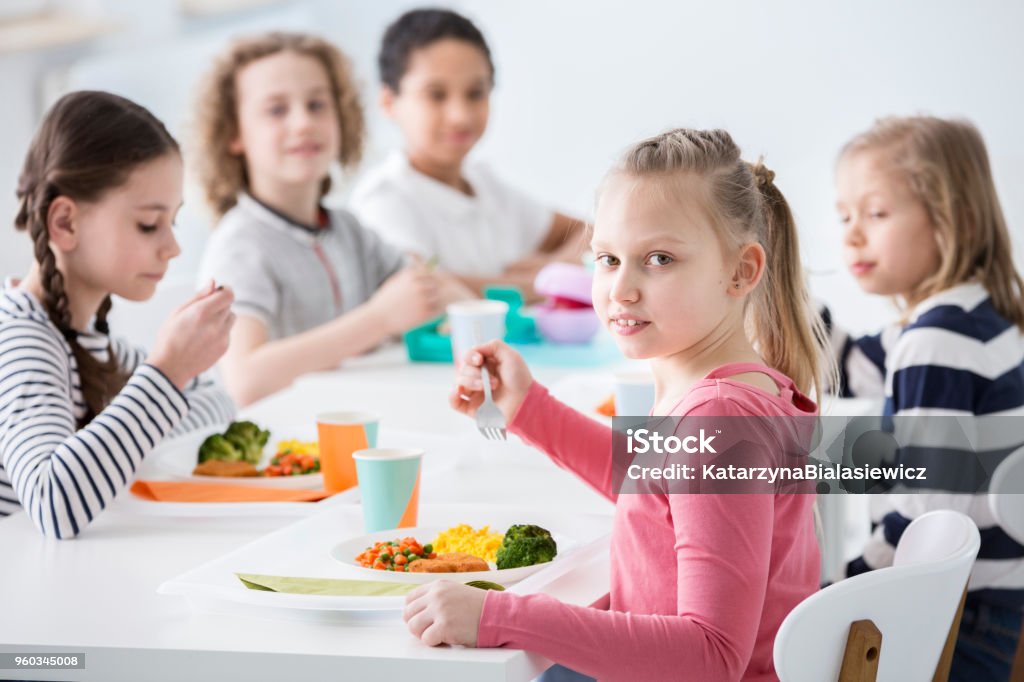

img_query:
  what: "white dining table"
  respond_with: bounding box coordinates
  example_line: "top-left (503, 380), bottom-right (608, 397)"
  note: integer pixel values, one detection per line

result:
top-left (0, 343), bottom-right (875, 681)
top-left (0, 344), bottom-right (623, 682)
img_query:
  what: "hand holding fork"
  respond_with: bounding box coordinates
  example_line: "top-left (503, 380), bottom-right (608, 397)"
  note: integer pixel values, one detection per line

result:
top-left (450, 337), bottom-right (535, 441)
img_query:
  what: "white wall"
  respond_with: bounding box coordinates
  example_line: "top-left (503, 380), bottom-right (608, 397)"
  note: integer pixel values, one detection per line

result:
top-left (2, 0), bottom-right (1022, 343)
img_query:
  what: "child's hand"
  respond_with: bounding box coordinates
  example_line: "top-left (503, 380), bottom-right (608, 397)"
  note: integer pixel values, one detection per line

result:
top-left (146, 281), bottom-right (236, 389)
top-left (450, 340), bottom-right (533, 423)
top-left (403, 580), bottom-right (486, 647)
top-left (369, 265), bottom-right (441, 335)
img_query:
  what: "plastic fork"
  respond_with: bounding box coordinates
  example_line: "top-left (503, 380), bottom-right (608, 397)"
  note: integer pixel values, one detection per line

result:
top-left (473, 322), bottom-right (507, 441)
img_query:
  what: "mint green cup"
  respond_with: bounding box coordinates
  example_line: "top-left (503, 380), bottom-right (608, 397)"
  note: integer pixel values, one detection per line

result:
top-left (352, 448), bottom-right (424, 533)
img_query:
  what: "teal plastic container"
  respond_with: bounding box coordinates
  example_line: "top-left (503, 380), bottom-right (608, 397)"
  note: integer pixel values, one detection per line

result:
top-left (403, 287), bottom-right (538, 363)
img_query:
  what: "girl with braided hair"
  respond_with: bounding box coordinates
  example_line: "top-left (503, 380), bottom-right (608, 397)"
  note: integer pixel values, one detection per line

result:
top-left (1, 90), bottom-right (236, 538)
top-left (402, 128), bottom-right (835, 681)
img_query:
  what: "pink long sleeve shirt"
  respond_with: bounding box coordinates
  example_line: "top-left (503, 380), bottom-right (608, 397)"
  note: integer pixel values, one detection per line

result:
top-left (477, 363), bottom-right (820, 681)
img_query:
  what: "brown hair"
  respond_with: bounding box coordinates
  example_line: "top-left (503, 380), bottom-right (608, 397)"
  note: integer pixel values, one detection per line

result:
top-left (192, 31), bottom-right (365, 219)
top-left (16, 87), bottom-right (179, 421)
top-left (840, 116), bottom-right (1024, 327)
top-left (14, 90), bottom-right (179, 427)
top-left (610, 128), bottom-right (836, 399)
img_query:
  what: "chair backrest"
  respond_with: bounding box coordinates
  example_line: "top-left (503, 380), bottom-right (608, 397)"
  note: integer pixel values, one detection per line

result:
top-left (774, 510), bottom-right (980, 682)
top-left (988, 445), bottom-right (1024, 545)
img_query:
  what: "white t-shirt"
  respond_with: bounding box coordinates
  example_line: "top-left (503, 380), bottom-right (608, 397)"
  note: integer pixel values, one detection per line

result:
top-left (350, 152), bottom-right (554, 276)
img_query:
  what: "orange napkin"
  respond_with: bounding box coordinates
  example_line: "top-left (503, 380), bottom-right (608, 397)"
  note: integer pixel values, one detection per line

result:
top-left (130, 480), bottom-right (331, 503)
top-left (596, 394), bottom-right (616, 417)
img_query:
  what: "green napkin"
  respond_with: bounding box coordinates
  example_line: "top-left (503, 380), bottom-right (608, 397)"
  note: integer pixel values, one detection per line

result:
top-left (236, 573), bottom-right (504, 595)
top-left (237, 573), bottom-right (417, 596)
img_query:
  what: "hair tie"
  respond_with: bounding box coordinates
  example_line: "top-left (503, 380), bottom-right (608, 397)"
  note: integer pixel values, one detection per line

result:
top-left (752, 161), bottom-right (776, 189)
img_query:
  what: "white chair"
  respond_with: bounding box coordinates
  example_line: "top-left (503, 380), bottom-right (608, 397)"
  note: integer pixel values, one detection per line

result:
top-left (774, 510), bottom-right (980, 682)
top-left (989, 445), bottom-right (1024, 545)
top-left (987, 445), bottom-right (1024, 680)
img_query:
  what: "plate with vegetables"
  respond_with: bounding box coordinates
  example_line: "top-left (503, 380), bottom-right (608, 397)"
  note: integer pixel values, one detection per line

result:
top-left (147, 422), bottom-right (325, 489)
top-left (328, 523), bottom-right (566, 585)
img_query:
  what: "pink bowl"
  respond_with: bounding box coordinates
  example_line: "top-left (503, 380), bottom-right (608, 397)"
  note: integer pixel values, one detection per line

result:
top-left (534, 304), bottom-right (601, 344)
top-left (534, 263), bottom-right (593, 304)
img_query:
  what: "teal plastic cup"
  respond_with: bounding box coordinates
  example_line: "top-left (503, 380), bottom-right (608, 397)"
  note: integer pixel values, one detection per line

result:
top-left (352, 448), bottom-right (424, 533)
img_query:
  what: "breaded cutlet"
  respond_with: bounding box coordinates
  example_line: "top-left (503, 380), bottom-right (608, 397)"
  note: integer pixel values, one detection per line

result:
top-left (407, 552), bottom-right (489, 573)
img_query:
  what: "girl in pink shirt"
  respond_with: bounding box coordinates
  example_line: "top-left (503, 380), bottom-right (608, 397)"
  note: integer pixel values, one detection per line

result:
top-left (403, 128), bottom-right (835, 681)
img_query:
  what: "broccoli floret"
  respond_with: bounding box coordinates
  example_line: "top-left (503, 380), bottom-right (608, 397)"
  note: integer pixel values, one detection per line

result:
top-left (496, 525), bottom-right (557, 569)
top-left (223, 421), bottom-right (270, 465)
top-left (224, 421), bottom-right (270, 447)
top-left (198, 434), bottom-right (242, 463)
top-left (504, 524), bottom-right (554, 542)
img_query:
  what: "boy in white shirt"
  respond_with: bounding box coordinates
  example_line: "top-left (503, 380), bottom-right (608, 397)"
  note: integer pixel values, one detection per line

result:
top-left (351, 8), bottom-right (586, 299)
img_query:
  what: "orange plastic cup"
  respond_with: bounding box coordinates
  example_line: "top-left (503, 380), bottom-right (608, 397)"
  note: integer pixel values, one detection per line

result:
top-left (316, 412), bottom-right (379, 493)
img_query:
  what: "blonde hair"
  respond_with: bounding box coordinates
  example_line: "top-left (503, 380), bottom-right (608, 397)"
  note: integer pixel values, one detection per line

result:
top-left (840, 116), bottom-right (1024, 327)
top-left (610, 128), bottom-right (836, 399)
top-left (192, 31), bottom-right (365, 219)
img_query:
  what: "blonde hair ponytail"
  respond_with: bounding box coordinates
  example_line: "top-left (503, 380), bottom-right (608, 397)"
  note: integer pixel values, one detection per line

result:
top-left (748, 160), bottom-right (836, 400)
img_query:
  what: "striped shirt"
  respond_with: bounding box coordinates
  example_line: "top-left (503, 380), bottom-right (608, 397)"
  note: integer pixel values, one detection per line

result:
top-left (828, 282), bottom-right (1024, 608)
top-left (0, 284), bottom-right (235, 538)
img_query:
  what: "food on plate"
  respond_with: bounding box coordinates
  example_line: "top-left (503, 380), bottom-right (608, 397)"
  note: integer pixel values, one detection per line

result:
top-left (194, 427), bottom-right (321, 478)
top-left (198, 420), bottom-right (270, 466)
top-left (353, 525), bottom-right (557, 573)
top-left (431, 524), bottom-right (504, 562)
top-left (356, 537), bottom-right (437, 572)
top-left (496, 524), bottom-right (558, 569)
top-left (276, 439), bottom-right (319, 458)
top-left (223, 420), bottom-right (271, 463)
top-left (191, 460), bottom-right (260, 477)
top-left (197, 434), bottom-right (241, 463)
top-left (264, 440), bottom-right (319, 477)
top-left (407, 552), bottom-right (489, 573)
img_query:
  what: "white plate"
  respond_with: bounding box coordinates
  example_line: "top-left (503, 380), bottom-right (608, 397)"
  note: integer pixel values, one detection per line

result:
top-left (159, 503), bottom-right (612, 618)
top-left (145, 423), bottom-right (325, 489)
top-left (328, 525), bottom-right (569, 586)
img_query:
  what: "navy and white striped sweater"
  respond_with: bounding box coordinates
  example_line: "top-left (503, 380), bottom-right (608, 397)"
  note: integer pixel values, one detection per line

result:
top-left (827, 281), bottom-right (1024, 608)
top-left (0, 284), bottom-right (235, 538)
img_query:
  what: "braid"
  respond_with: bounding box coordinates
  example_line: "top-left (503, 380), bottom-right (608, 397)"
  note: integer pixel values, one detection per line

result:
top-left (25, 188), bottom-right (127, 427)
top-left (94, 295), bottom-right (113, 335)
top-left (32, 215), bottom-right (74, 339)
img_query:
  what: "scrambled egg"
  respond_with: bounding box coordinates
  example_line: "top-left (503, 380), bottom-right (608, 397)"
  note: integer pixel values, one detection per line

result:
top-left (276, 440), bottom-right (319, 457)
top-left (432, 524), bottom-right (505, 563)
